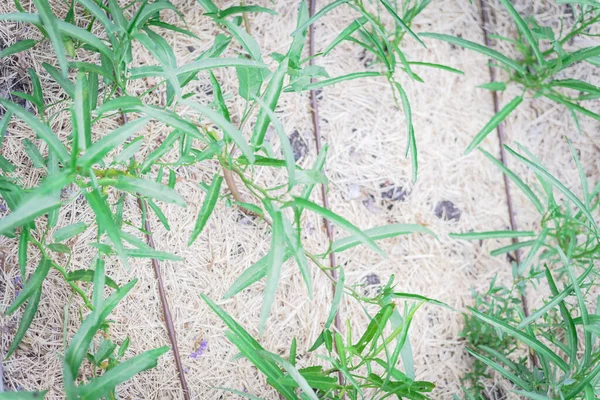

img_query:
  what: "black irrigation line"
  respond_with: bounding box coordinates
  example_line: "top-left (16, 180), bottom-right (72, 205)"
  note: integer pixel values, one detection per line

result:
top-left (308, 0), bottom-right (345, 388)
top-left (479, 0), bottom-right (537, 367)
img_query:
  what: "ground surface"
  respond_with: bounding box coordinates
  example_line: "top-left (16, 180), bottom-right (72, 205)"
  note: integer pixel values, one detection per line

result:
top-left (0, 0), bottom-right (599, 399)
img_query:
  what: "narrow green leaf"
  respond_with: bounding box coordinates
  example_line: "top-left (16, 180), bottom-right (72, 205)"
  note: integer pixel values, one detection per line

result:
top-left (78, 346), bottom-right (169, 397)
top-left (53, 222), bottom-right (87, 242)
top-left (219, 5), bottom-right (277, 18)
top-left (22, 139), bottom-right (46, 168)
top-left (465, 96), bottom-right (522, 154)
top-left (259, 206), bottom-right (285, 333)
top-left (291, 0), bottom-right (347, 36)
top-left (189, 175), bottom-right (222, 245)
top-left (18, 228), bottom-right (28, 277)
top-left (258, 350), bottom-right (319, 400)
top-left (470, 308), bottom-right (569, 372)
top-left (466, 348), bottom-right (532, 390)
top-left (325, 269), bottom-right (344, 329)
top-left (209, 71), bottom-right (230, 122)
top-left (331, 223), bottom-right (434, 253)
top-left (252, 58), bottom-right (288, 147)
top-left (184, 101), bottom-right (255, 163)
top-left (0, 391), bottom-right (47, 399)
top-left (175, 57), bottom-right (268, 76)
top-left (251, 91), bottom-right (296, 187)
top-left (33, 0), bottom-right (68, 78)
top-left (78, 117), bottom-right (150, 168)
top-left (0, 175), bottom-right (68, 236)
top-left (0, 99), bottom-right (69, 163)
top-left (480, 149), bottom-right (544, 214)
top-left (114, 176), bottom-right (186, 207)
top-left (323, 17), bottom-right (367, 56)
top-left (378, 0), bottom-right (424, 47)
top-left (74, 71), bottom-right (91, 151)
top-left (85, 189), bottom-right (126, 265)
top-left (292, 197), bottom-right (386, 257)
top-left (505, 145), bottom-right (597, 228)
top-left (6, 287), bottom-right (41, 358)
top-left (450, 230), bottom-right (535, 240)
top-left (282, 218), bottom-right (312, 299)
top-left (6, 258), bottom-right (50, 315)
top-left (0, 39), bottom-right (36, 58)
top-left (285, 71), bottom-right (381, 92)
top-left (66, 269), bottom-right (119, 290)
top-left (42, 62), bottom-right (75, 98)
top-left (498, 0), bottom-right (544, 65)
top-left (408, 61), bottom-right (464, 74)
top-left (395, 83), bottom-right (417, 181)
top-left (420, 33), bottom-right (526, 75)
top-left (147, 199), bottom-right (171, 231)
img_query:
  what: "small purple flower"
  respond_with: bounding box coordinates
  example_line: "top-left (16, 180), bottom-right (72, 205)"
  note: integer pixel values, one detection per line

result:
top-left (13, 276), bottom-right (22, 286)
top-left (0, 202), bottom-right (7, 213)
top-left (190, 340), bottom-right (208, 359)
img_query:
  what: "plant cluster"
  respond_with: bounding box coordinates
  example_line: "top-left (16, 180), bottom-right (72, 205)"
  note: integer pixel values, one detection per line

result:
top-left (0, 0), bottom-right (598, 399)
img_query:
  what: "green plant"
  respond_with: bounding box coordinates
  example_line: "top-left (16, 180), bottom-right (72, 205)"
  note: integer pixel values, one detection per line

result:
top-left (455, 140), bottom-right (600, 399)
top-left (0, 0), bottom-right (446, 396)
top-left (203, 276), bottom-right (448, 399)
top-left (421, 0), bottom-right (600, 153)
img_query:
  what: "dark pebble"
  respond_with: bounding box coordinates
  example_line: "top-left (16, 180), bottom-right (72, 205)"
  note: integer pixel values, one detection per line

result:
top-left (288, 130), bottom-right (308, 161)
top-left (381, 184), bottom-right (410, 201)
top-left (434, 200), bottom-right (461, 221)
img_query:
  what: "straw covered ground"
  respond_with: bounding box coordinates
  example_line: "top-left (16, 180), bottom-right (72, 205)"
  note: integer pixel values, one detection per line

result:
top-left (0, 0), bottom-right (599, 398)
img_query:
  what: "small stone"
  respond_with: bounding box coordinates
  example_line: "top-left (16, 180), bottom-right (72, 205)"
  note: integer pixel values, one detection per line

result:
top-left (381, 183), bottom-right (410, 201)
top-left (288, 130), bottom-right (308, 161)
top-left (362, 194), bottom-right (382, 214)
top-left (363, 273), bottom-right (380, 286)
top-left (187, 45), bottom-right (196, 53)
top-left (434, 200), bottom-right (461, 221)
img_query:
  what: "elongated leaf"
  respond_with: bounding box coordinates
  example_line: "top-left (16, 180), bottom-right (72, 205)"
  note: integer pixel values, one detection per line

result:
top-left (395, 83), bottom-right (417, 181)
top-left (545, 267), bottom-right (578, 365)
top-left (189, 175), bottom-right (222, 245)
top-left (220, 19), bottom-right (262, 61)
top-left (467, 348), bottom-right (532, 390)
top-left (85, 189), bottom-right (126, 264)
top-left (544, 93), bottom-right (600, 123)
top-left (114, 176), bottom-right (186, 207)
top-left (78, 346), bottom-right (169, 397)
top-left (566, 138), bottom-right (589, 207)
top-left (0, 99), bottom-right (69, 163)
top-left (0, 39), bottom-right (36, 58)
top-left (450, 230), bottom-right (535, 240)
top-left (78, 117), bottom-right (150, 168)
top-left (282, 217), bottom-right (312, 299)
top-left (470, 308), bottom-right (569, 372)
top-left (498, 0), bottom-right (544, 66)
top-left (480, 149), bottom-right (544, 213)
top-left (251, 92), bottom-right (296, 187)
top-left (66, 269), bottom-right (119, 289)
top-left (292, 197), bottom-right (385, 257)
top-left (331, 223), bottom-right (434, 253)
top-left (218, 5), bottom-right (277, 18)
top-left (74, 71), bottom-right (91, 151)
top-left (125, 248), bottom-right (183, 261)
top-left (54, 222), bottom-right (87, 242)
top-left (33, 0), bottom-right (68, 78)
top-left (323, 17), bottom-right (367, 55)
top-left (6, 258), bottom-right (50, 315)
top-left (6, 282), bottom-right (41, 358)
top-left (0, 175), bottom-right (68, 236)
top-left (209, 71), bottom-right (230, 122)
top-left (286, 71), bottom-right (381, 92)
top-left (175, 57), bottom-right (267, 75)
top-left (22, 139), bottom-right (46, 168)
top-left (378, 0), bottom-right (424, 47)
top-left (260, 206), bottom-right (285, 333)
top-left (42, 62), bottom-right (75, 98)
top-left (184, 101), bottom-right (255, 163)
top-left (258, 350), bottom-right (319, 400)
top-left (465, 96), bottom-right (522, 154)
top-left (223, 250), bottom-right (293, 299)
top-left (325, 269), bottom-right (344, 329)
top-left (550, 79), bottom-right (600, 95)
top-left (287, 1), bottom-right (309, 66)
top-left (408, 61), bottom-right (464, 74)
top-left (420, 33), bottom-right (526, 75)
top-left (252, 58), bottom-right (288, 147)
top-left (147, 199), bottom-right (171, 231)
top-left (291, 0), bottom-right (347, 36)
top-left (76, 0), bottom-right (119, 34)
top-left (505, 145), bottom-right (597, 228)
top-left (201, 294), bottom-right (298, 400)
